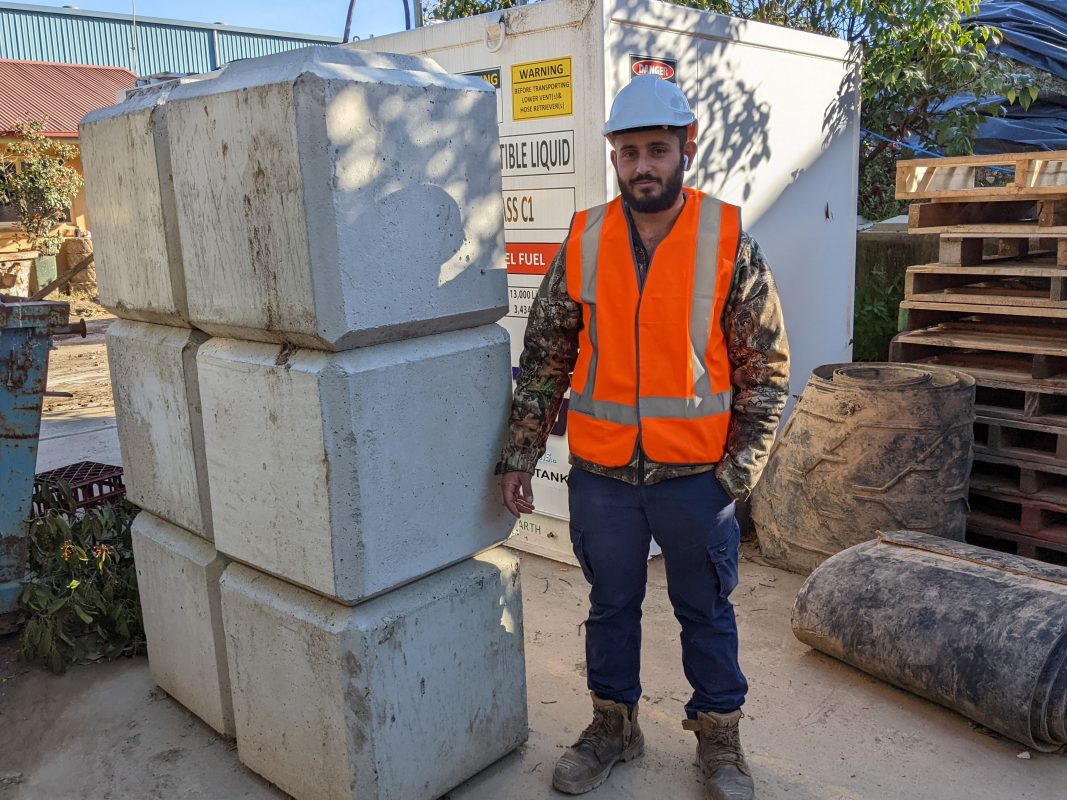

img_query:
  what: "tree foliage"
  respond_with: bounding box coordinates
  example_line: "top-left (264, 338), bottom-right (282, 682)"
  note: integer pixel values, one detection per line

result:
top-left (428, 0), bottom-right (522, 22)
top-left (677, 1), bottom-right (1035, 163)
top-left (0, 118), bottom-right (83, 256)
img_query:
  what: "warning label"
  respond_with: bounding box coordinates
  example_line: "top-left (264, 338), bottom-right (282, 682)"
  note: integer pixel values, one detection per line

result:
top-left (511, 57), bottom-right (573, 121)
top-left (506, 242), bottom-right (561, 275)
top-left (461, 67), bottom-right (503, 123)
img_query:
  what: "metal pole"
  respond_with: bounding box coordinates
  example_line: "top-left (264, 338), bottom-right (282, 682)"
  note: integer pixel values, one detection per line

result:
top-left (415, 0), bottom-right (424, 28)
top-left (402, 0), bottom-right (412, 30)
top-left (343, 0), bottom-right (357, 42)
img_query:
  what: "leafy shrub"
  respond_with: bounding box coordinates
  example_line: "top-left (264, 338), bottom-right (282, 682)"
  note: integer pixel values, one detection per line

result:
top-left (19, 484), bottom-right (144, 673)
top-left (853, 265), bottom-right (904, 363)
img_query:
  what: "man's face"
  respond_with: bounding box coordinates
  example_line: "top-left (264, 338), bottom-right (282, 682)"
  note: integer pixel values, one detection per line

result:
top-left (610, 129), bottom-right (686, 214)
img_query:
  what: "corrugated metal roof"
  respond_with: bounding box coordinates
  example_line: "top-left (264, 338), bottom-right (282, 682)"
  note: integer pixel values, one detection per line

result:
top-left (0, 3), bottom-right (339, 75)
top-left (0, 59), bottom-right (136, 137)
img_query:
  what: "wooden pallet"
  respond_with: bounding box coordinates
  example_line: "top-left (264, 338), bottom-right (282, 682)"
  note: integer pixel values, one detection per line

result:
top-left (897, 150), bottom-right (1067, 202)
top-left (900, 300), bottom-right (1067, 329)
top-left (972, 451), bottom-right (1067, 495)
top-left (890, 322), bottom-right (1067, 372)
top-left (966, 523), bottom-right (1067, 562)
top-left (969, 488), bottom-right (1067, 543)
top-left (974, 414), bottom-right (1067, 467)
top-left (906, 199), bottom-right (1067, 231)
top-left (938, 238), bottom-right (1067, 267)
top-left (905, 260), bottom-right (1067, 310)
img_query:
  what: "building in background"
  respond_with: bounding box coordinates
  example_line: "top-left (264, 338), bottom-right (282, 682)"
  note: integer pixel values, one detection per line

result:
top-left (0, 2), bottom-right (339, 284)
top-left (0, 2), bottom-right (339, 76)
top-left (0, 59), bottom-right (136, 261)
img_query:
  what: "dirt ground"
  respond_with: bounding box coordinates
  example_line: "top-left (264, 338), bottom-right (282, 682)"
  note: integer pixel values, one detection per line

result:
top-left (1, 549), bottom-right (1064, 800)
top-left (41, 316), bottom-right (114, 417)
top-left (1, 323), bottom-right (1064, 800)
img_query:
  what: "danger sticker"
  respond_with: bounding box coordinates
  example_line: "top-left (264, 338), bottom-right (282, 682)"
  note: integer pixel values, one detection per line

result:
top-left (629, 55), bottom-right (677, 83)
top-left (511, 57), bottom-right (573, 121)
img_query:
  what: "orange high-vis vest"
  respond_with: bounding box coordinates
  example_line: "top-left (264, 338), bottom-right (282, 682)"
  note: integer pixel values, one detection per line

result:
top-left (564, 187), bottom-right (739, 467)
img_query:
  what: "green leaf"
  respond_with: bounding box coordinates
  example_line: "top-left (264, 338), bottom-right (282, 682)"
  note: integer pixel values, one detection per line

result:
top-left (67, 579), bottom-right (80, 590)
top-left (73, 604), bottom-right (94, 625)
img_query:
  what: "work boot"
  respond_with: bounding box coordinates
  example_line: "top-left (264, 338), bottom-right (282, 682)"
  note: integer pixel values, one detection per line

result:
top-left (551, 692), bottom-right (644, 795)
top-left (682, 710), bottom-right (755, 800)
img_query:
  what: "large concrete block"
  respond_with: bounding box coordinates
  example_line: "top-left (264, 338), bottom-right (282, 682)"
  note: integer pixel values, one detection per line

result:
top-left (219, 548), bottom-right (527, 800)
top-left (107, 320), bottom-right (213, 539)
top-left (132, 512), bottom-right (234, 736)
top-left (80, 77), bottom-right (209, 325)
top-left (165, 45), bottom-right (507, 350)
top-left (197, 324), bottom-right (514, 603)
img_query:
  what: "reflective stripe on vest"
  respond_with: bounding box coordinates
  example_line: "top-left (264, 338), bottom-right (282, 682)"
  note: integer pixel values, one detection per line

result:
top-left (564, 187), bottom-right (738, 467)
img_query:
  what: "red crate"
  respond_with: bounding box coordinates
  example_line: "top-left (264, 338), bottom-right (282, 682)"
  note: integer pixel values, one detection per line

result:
top-left (32, 461), bottom-right (126, 517)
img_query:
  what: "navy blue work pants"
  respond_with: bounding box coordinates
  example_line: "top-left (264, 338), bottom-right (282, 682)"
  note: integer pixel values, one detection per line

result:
top-left (567, 467), bottom-right (747, 717)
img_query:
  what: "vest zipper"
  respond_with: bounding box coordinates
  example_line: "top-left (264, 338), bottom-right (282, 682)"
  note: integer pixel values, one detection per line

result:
top-left (628, 211), bottom-right (647, 485)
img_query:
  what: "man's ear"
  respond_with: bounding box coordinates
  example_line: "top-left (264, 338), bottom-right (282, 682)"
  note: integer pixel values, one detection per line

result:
top-left (683, 139), bottom-right (697, 171)
top-left (610, 148), bottom-right (618, 171)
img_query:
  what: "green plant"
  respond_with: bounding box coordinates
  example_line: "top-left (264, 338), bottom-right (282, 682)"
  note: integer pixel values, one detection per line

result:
top-left (19, 484), bottom-right (144, 674)
top-left (852, 264), bottom-right (904, 362)
top-left (858, 142), bottom-right (906, 221)
top-left (0, 118), bottom-right (83, 256)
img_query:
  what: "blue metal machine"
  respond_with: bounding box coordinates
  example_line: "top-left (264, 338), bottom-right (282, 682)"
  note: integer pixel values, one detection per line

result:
top-left (0, 295), bottom-right (85, 633)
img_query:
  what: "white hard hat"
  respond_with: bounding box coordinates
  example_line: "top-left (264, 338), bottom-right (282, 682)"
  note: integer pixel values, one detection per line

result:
top-left (603, 74), bottom-right (696, 136)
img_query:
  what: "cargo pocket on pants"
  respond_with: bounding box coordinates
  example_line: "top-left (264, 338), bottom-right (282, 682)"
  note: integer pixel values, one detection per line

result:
top-left (708, 541), bottom-right (739, 600)
top-left (570, 526), bottom-right (595, 585)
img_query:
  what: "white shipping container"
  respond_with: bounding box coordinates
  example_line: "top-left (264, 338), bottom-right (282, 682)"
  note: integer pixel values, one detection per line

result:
top-left (349, 0), bottom-right (859, 560)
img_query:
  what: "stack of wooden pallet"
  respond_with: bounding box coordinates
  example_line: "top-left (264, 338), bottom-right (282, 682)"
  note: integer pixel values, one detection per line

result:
top-left (889, 150), bottom-right (1067, 564)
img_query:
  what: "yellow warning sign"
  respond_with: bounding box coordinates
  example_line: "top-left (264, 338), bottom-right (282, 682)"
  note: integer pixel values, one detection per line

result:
top-left (511, 57), bottom-right (573, 121)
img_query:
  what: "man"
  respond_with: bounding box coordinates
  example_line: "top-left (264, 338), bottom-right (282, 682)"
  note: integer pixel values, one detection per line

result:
top-left (497, 75), bottom-right (789, 799)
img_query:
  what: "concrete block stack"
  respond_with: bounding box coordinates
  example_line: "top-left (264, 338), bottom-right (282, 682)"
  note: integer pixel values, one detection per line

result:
top-left (82, 46), bottom-right (528, 800)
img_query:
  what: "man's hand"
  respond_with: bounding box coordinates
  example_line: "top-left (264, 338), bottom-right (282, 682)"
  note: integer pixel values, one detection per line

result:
top-left (501, 471), bottom-right (535, 518)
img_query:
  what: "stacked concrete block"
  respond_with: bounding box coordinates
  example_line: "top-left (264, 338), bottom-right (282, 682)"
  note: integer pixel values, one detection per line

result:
top-left (86, 45), bottom-right (526, 799)
top-left (80, 77), bottom-right (236, 737)
top-left (221, 549), bottom-right (526, 800)
top-left (106, 320), bottom-right (213, 539)
top-left (131, 513), bottom-right (234, 735)
top-left (81, 78), bottom-right (205, 326)
top-left (163, 46), bottom-right (507, 350)
top-left (196, 325), bottom-right (515, 603)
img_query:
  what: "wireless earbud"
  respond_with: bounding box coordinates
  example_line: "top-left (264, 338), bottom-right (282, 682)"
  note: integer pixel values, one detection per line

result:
top-left (683, 155), bottom-right (690, 170)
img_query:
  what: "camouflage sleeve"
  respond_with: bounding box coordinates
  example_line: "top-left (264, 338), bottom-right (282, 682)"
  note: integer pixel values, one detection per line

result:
top-left (715, 233), bottom-right (790, 502)
top-left (495, 242), bottom-right (582, 474)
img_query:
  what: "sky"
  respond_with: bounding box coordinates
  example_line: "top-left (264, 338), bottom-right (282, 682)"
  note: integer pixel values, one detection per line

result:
top-left (24, 1), bottom-right (418, 41)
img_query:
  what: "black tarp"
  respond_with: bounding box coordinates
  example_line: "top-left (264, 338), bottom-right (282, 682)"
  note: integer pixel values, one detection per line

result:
top-left (971, 1), bottom-right (1067, 81)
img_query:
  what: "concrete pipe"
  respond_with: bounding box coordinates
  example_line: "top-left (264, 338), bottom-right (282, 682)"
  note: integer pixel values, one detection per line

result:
top-left (792, 531), bottom-right (1067, 751)
top-left (751, 363), bottom-right (975, 574)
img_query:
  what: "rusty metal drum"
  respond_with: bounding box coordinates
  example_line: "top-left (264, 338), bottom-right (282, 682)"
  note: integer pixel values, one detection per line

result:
top-left (750, 363), bottom-right (975, 574)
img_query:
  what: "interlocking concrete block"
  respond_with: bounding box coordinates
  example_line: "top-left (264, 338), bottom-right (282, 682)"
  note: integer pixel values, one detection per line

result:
top-left (164, 45), bottom-right (506, 350)
top-left (197, 324), bottom-right (514, 603)
top-left (107, 320), bottom-right (213, 539)
top-left (132, 512), bottom-right (234, 736)
top-left (219, 548), bottom-right (527, 800)
top-left (80, 78), bottom-right (209, 325)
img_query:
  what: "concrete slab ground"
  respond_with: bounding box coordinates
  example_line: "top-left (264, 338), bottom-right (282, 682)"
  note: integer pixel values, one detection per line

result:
top-left (1, 547), bottom-right (1063, 800)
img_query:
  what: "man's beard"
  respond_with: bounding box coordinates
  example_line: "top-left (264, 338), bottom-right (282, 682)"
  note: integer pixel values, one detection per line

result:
top-left (618, 158), bottom-right (685, 213)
